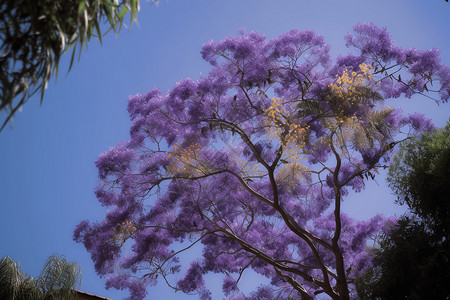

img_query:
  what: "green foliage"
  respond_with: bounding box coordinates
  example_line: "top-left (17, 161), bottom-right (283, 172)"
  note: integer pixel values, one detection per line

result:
top-left (0, 0), bottom-right (156, 131)
top-left (388, 121), bottom-right (450, 234)
top-left (0, 256), bottom-right (40, 300)
top-left (0, 254), bottom-right (82, 300)
top-left (355, 121), bottom-right (450, 299)
top-left (354, 217), bottom-right (450, 299)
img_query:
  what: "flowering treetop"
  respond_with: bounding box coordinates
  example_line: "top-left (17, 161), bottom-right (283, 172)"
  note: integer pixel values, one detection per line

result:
top-left (74, 23), bottom-right (449, 299)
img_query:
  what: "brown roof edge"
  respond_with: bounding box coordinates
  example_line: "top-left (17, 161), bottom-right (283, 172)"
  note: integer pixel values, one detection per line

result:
top-left (76, 290), bottom-right (113, 300)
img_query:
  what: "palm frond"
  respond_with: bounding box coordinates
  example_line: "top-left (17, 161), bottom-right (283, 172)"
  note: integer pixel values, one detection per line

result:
top-left (37, 254), bottom-right (82, 300)
top-left (0, 255), bottom-right (82, 300)
top-left (0, 256), bottom-right (40, 300)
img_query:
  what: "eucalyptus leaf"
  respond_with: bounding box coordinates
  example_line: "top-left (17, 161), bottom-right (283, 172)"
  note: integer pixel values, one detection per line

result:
top-left (0, 0), bottom-right (152, 131)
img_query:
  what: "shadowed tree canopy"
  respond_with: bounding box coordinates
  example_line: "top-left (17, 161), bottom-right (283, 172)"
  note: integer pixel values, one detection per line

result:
top-left (355, 122), bottom-right (450, 299)
top-left (0, 254), bottom-right (82, 300)
top-left (73, 23), bottom-right (450, 299)
top-left (0, 0), bottom-right (157, 131)
top-left (389, 121), bottom-right (450, 231)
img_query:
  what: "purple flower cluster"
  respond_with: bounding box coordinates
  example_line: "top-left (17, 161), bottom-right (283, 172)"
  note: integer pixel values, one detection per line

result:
top-left (346, 22), bottom-right (450, 102)
top-left (74, 23), bottom-right (449, 299)
top-left (105, 274), bottom-right (148, 300)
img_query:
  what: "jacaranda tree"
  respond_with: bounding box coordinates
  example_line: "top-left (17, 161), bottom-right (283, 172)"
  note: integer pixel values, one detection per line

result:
top-left (74, 23), bottom-right (450, 299)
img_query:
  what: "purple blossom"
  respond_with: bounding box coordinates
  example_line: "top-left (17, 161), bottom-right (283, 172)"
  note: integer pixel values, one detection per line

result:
top-left (248, 286), bottom-right (274, 299)
top-left (127, 88), bottom-right (162, 119)
top-left (385, 107), bottom-right (403, 128)
top-left (405, 48), bottom-right (441, 74)
top-left (361, 148), bottom-right (384, 167)
top-left (269, 29), bottom-right (330, 67)
top-left (348, 250), bottom-right (373, 278)
top-left (177, 261), bottom-right (206, 293)
top-left (105, 274), bottom-right (147, 300)
top-left (438, 65), bottom-right (450, 101)
top-left (406, 113), bottom-right (435, 133)
top-left (330, 54), bottom-right (366, 76)
top-left (75, 24), bottom-right (450, 300)
top-left (345, 22), bottom-right (403, 63)
top-left (73, 221), bottom-right (121, 275)
top-left (96, 141), bottom-right (135, 179)
top-left (222, 276), bottom-right (238, 296)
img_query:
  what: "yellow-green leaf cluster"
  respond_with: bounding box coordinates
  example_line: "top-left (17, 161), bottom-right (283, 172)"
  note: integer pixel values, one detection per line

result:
top-left (113, 220), bottom-right (136, 246)
top-left (328, 63), bottom-right (374, 116)
top-left (264, 98), bottom-right (310, 187)
top-left (167, 143), bottom-right (204, 176)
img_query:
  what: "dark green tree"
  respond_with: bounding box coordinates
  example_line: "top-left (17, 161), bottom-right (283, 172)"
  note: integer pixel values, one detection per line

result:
top-left (0, 254), bottom-right (82, 300)
top-left (389, 121), bottom-right (450, 235)
top-left (0, 0), bottom-right (157, 131)
top-left (355, 121), bottom-right (450, 299)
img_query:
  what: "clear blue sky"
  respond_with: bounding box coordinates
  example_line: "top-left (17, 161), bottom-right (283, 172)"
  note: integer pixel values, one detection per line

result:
top-left (1, 1), bottom-right (449, 299)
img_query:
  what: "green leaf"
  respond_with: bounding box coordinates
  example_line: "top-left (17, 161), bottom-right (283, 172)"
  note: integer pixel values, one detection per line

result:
top-left (94, 20), bottom-right (103, 44)
top-left (68, 44), bottom-right (77, 72)
top-left (77, 0), bottom-right (86, 14)
top-left (116, 7), bottom-right (127, 32)
top-left (103, 4), bottom-right (117, 34)
top-left (118, 5), bottom-right (130, 20)
top-left (130, 0), bottom-right (139, 27)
